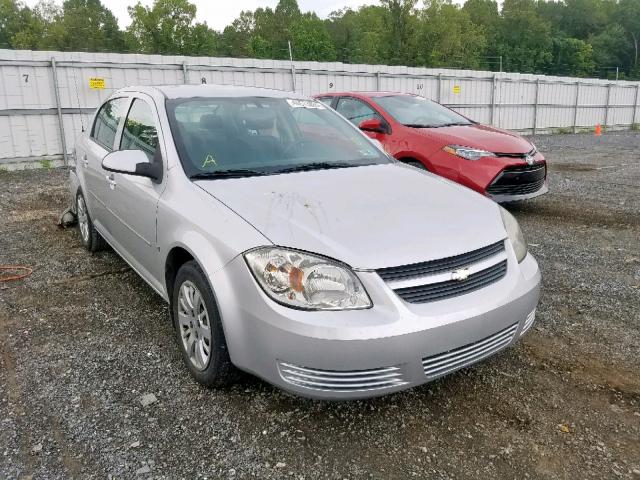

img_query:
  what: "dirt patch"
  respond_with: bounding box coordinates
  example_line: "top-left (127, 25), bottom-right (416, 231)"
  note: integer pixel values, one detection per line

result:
top-left (549, 163), bottom-right (600, 172)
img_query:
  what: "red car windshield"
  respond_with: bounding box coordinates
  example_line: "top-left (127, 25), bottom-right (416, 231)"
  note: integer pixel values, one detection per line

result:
top-left (373, 95), bottom-right (472, 128)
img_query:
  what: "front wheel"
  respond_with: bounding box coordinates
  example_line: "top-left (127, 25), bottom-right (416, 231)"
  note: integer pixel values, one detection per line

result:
top-left (76, 192), bottom-right (106, 252)
top-left (172, 261), bottom-right (236, 387)
top-left (402, 159), bottom-right (428, 171)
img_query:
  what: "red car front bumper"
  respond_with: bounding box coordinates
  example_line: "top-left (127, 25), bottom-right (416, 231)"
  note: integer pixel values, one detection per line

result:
top-left (430, 149), bottom-right (548, 202)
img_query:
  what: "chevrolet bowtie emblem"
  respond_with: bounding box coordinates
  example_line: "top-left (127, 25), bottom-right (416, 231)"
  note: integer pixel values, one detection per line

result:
top-left (451, 268), bottom-right (470, 281)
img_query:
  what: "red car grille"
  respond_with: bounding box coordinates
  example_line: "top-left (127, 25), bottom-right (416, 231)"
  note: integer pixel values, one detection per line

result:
top-left (487, 164), bottom-right (546, 196)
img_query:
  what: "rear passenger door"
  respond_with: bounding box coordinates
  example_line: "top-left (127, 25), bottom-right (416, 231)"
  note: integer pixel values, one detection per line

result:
top-left (82, 97), bottom-right (129, 228)
top-left (102, 95), bottom-right (165, 285)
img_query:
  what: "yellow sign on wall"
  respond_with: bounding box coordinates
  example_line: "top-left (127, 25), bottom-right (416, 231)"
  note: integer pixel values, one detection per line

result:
top-left (453, 85), bottom-right (461, 94)
top-left (89, 77), bottom-right (105, 89)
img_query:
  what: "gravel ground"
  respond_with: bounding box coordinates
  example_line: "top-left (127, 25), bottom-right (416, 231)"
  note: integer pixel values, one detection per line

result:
top-left (1, 131), bottom-right (639, 479)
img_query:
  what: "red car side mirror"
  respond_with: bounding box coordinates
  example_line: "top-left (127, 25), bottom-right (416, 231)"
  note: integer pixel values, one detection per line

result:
top-left (358, 118), bottom-right (386, 134)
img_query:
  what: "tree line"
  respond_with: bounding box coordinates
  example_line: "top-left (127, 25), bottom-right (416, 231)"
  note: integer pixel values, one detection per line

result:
top-left (1, 0), bottom-right (639, 79)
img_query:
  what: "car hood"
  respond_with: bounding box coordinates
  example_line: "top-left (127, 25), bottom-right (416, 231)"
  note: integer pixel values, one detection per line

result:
top-left (196, 164), bottom-right (506, 270)
top-left (411, 123), bottom-right (533, 154)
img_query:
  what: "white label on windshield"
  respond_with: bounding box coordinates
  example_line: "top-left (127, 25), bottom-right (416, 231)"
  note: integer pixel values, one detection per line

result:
top-left (287, 99), bottom-right (325, 109)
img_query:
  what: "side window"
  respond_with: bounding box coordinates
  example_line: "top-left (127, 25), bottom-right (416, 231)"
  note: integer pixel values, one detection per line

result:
top-left (317, 97), bottom-right (334, 107)
top-left (335, 98), bottom-right (381, 126)
top-left (120, 99), bottom-right (159, 161)
top-left (91, 97), bottom-right (128, 150)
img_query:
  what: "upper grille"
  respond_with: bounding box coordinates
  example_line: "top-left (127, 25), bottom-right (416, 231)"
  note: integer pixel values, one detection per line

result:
top-left (277, 362), bottom-right (407, 392)
top-left (493, 148), bottom-right (536, 159)
top-left (393, 260), bottom-right (507, 304)
top-left (376, 241), bottom-right (505, 282)
top-left (422, 322), bottom-right (518, 379)
top-left (487, 163), bottom-right (546, 196)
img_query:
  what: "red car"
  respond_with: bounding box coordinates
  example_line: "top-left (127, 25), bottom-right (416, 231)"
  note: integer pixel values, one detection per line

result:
top-left (315, 92), bottom-right (548, 202)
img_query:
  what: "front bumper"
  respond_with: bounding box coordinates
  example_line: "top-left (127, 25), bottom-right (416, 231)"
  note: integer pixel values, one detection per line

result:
top-left (211, 248), bottom-right (541, 400)
top-left (488, 180), bottom-right (549, 203)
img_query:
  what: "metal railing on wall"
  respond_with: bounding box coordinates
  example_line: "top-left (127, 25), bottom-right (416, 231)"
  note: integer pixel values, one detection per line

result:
top-left (0, 52), bottom-right (639, 166)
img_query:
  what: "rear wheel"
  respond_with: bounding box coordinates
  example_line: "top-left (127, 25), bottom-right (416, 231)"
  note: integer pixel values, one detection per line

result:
top-left (76, 192), bottom-right (107, 252)
top-left (172, 261), bottom-right (236, 387)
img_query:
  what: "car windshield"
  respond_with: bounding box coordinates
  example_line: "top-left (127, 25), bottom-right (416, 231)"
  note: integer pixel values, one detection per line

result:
top-left (166, 96), bottom-right (390, 178)
top-left (373, 95), bottom-right (472, 128)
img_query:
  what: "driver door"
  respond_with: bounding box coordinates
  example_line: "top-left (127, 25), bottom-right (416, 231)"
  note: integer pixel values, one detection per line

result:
top-left (101, 95), bottom-right (166, 286)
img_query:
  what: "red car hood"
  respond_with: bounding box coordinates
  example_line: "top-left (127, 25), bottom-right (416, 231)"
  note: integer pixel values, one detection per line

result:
top-left (412, 124), bottom-right (533, 154)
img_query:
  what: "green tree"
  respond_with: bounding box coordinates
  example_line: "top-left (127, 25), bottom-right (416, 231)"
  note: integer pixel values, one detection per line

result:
top-left (589, 23), bottom-right (632, 73)
top-left (615, 0), bottom-right (640, 68)
top-left (462, 0), bottom-right (499, 30)
top-left (418, 0), bottom-right (487, 68)
top-left (552, 37), bottom-right (595, 75)
top-left (220, 11), bottom-right (254, 57)
top-left (290, 14), bottom-right (335, 61)
top-left (326, 6), bottom-right (387, 64)
top-left (126, 0), bottom-right (217, 55)
top-left (496, 0), bottom-right (554, 72)
top-left (0, 0), bottom-right (37, 47)
top-left (380, 0), bottom-right (419, 65)
top-left (53, 0), bottom-right (124, 52)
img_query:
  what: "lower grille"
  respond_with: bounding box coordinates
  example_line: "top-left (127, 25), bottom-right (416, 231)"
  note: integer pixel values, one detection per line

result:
top-left (422, 323), bottom-right (518, 379)
top-left (520, 309), bottom-right (536, 336)
top-left (487, 164), bottom-right (546, 196)
top-left (277, 362), bottom-right (407, 392)
top-left (487, 178), bottom-right (545, 195)
top-left (394, 260), bottom-right (507, 304)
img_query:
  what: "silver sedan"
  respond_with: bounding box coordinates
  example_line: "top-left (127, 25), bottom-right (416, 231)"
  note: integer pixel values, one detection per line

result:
top-left (69, 84), bottom-right (540, 399)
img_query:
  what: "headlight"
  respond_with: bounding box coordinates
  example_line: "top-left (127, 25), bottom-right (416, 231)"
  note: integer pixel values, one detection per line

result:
top-left (499, 207), bottom-right (527, 263)
top-left (443, 145), bottom-right (494, 161)
top-left (244, 247), bottom-right (372, 310)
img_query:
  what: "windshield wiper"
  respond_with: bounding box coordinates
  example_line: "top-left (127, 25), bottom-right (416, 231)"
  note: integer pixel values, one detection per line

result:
top-left (272, 162), bottom-right (355, 174)
top-left (190, 169), bottom-right (267, 180)
top-left (439, 122), bottom-right (472, 127)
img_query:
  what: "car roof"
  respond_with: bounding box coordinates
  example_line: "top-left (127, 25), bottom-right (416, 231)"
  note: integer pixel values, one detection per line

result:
top-left (316, 91), bottom-right (415, 98)
top-left (117, 84), bottom-right (309, 100)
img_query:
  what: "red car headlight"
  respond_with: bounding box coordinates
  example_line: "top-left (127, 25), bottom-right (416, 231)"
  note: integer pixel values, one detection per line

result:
top-left (443, 145), bottom-right (494, 161)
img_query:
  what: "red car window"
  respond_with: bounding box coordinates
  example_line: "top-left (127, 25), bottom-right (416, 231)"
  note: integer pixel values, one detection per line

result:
top-left (335, 97), bottom-right (381, 125)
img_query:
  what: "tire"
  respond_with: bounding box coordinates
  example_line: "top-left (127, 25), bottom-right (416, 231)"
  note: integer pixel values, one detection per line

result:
top-left (172, 260), bottom-right (236, 387)
top-left (403, 159), bottom-right (428, 170)
top-left (76, 191), bottom-right (107, 252)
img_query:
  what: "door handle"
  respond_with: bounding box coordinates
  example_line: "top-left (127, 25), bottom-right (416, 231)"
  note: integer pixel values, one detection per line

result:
top-left (106, 173), bottom-right (116, 190)
top-left (82, 154), bottom-right (88, 168)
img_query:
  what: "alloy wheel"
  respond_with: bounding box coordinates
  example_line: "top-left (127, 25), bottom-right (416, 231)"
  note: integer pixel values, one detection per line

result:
top-left (77, 195), bottom-right (89, 243)
top-left (177, 280), bottom-right (212, 371)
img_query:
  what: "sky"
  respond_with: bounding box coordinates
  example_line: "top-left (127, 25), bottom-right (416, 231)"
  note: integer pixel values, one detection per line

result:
top-left (24, 0), bottom-right (380, 31)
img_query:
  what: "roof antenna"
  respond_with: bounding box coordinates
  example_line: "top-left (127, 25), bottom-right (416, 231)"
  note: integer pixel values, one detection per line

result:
top-left (72, 66), bottom-right (85, 132)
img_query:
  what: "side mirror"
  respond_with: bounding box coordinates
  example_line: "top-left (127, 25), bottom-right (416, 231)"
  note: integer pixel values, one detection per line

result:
top-left (102, 150), bottom-right (162, 182)
top-left (358, 118), bottom-right (387, 134)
